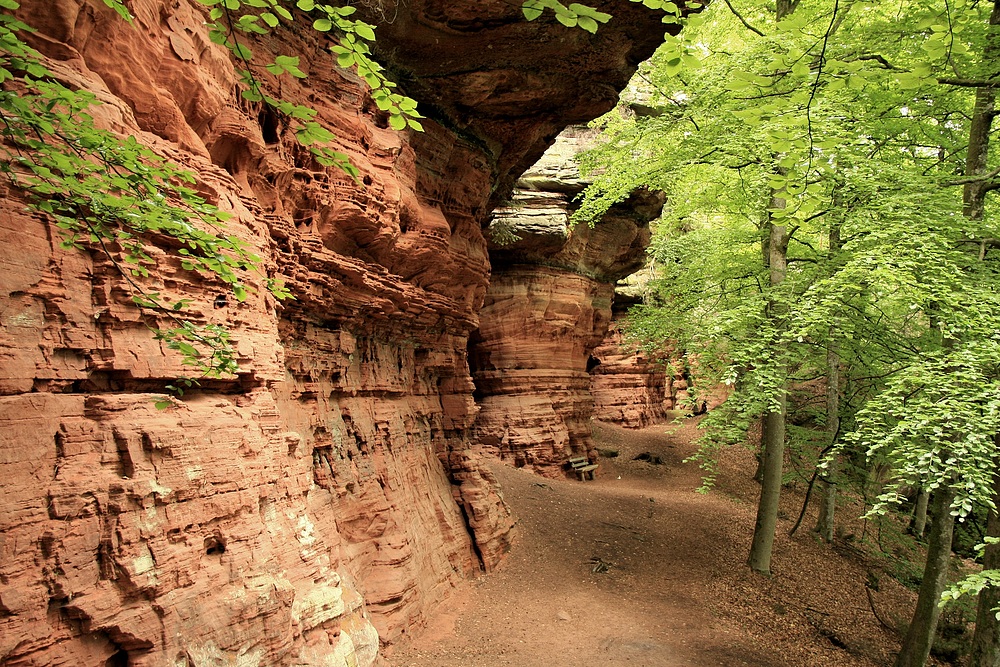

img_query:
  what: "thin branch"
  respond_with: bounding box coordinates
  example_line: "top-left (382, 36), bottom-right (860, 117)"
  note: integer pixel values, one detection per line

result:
top-left (723, 0), bottom-right (765, 37)
top-left (938, 76), bottom-right (1000, 87)
top-left (855, 53), bottom-right (898, 69)
top-left (805, 0), bottom-right (839, 175)
top-left (943, 164), bottom-right (1000, 186)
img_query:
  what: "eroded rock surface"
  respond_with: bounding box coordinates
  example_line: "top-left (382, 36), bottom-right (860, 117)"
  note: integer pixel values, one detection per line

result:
top-left (590, 293), bottom-right (675, 429)
top-left (0, 1), bottom-right (671, 665)
top-left (471, 129), bottom-right (665, 476)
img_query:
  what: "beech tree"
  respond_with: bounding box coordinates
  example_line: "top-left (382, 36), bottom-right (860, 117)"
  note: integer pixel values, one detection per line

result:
top-left (579, 3), bottom-right (1000, 661)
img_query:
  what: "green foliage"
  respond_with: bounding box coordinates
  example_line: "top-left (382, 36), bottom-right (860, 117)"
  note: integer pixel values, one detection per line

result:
top-left (0, 6), bottom-right (273, 387)
top-left (579, 0), bottom-right (1000, 520)
top-left (521, 0), bottom-right (702, 31)
top-left (942, 552), bottom-right (1000, 613)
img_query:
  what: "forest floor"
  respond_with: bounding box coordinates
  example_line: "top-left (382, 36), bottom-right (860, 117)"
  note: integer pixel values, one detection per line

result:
top-left (383, 417), bottom-right (955, 667)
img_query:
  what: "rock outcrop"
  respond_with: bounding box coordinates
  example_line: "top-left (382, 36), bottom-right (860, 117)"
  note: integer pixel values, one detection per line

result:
top-left (0, 1), bottom-right (672, 665)
top-left (590, 291), bottom-right (675, 428)
top-left (470, 128), bottom-right (664, 476)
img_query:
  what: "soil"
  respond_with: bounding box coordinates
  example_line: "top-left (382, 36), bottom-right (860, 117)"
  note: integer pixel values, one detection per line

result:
top-left (383, 418), bottom-right (941, 667)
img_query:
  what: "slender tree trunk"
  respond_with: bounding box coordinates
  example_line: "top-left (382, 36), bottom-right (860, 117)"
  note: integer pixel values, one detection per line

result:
top-left (911, 488), bottom-right (929, 539)
top-left (970, 466), bottom-right (1000, 667)
top-left (747, 0), bottom-right (799, 578)
top-left (963, 4), bottom-right (1000, 662)
top-left (815, 339), bottom-right (840, 542)
top-left (748, 214), bottom-right (790, 576)
top-left (815, 225), bottom-right (842, 543)
top-left (894, 486), bottom-right (957, 667)
top-left (962, 5), bottom-right (999, 221)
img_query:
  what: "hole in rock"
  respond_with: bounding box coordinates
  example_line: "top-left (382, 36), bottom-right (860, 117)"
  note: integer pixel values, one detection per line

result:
top-left (312, 446), bottom-right (334, 489)
top-left (586, 355), bottom-right (601, 372)
top-left (257, 107), bottom-right (280, 145)
top-left (106, 649), bottom-right (129, 667)
top-left (203, 534), bottom-right (226, 556)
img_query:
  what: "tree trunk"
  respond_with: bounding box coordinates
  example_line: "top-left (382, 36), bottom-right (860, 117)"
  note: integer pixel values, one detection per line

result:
top-left (747, 0), bottom-right (799, 578)
top-left (962, 14), bottom-right (999, 219)
top-left (815, 340), bottom-right (840, 542)
top-left (911, 488), bottom-right (929, 539)
top-left (970, 480), bottom-right (1000, 667)
top-left (894, 486), bottom-right (957, 667)
top-left (970, 462), bottom-right (1000, 666)
top-left (748, 215), bottom-right (789, 576)
top-left (964, 6), bottom-right (1000, 664)
top-left (815, 225), bottom-right (842, 543)
top-left (754, 449), bottom-right (765, 483)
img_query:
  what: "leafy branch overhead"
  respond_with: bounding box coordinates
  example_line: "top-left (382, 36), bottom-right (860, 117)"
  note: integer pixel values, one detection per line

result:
top-left (572, 0), bottom-right (1000, 646)
top-left (522, 0), bottom-right (702, 32)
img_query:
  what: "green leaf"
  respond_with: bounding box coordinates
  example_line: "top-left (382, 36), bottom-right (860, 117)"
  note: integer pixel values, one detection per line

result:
top-left (556, 13), bottom-right (577, 27)
top-left (313, 18), bottom-right (332, 32)
top-left (522, 0), bottom-right (544, 20)
top-left (577, 15), bottom-right (598, 32)
top-left (354, 22), bottom-right (376, 41)
top-left (336, 51), bottom-right (355, 68)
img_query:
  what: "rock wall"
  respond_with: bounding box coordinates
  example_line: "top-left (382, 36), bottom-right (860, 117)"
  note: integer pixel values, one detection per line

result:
top-left (590, 299), bottom-right (675, 429)
top-left (471, 129), bottom-right (664, 476)
top-left (0, 2), bottom-right (672, 666)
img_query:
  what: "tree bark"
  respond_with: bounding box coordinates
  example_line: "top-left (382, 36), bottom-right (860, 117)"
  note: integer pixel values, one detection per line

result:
top-left (894, 486), bottom-right (957, 667)
top-left (963, 0), bottom-right (999, 220)
top-left (815, 339), bottom-right (839, 542)
top-left (747, 0), bottom-right (799, 578)
top-left (964, 5), bottom-right (1000, 663)
top-left (911, 488), bottom-right (929, 539)
top-left (748, 215), bottom-right (790, 576)
top-left (815, 225), bottom-right (842, 543)
top-left (970, 468), bottom-right (1000, 667)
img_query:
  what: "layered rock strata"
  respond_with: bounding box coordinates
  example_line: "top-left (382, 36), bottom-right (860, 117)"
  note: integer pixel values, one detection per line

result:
top-left (471, 129), bottom-right (665, 476)
top-left (590, 292), bottom-right (675, 428)
top-left (0, 1), bottom-right (673, 665)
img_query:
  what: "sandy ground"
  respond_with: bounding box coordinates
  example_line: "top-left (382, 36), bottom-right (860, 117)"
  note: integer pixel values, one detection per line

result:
top-left (383, 418), bottom-right (932, 667)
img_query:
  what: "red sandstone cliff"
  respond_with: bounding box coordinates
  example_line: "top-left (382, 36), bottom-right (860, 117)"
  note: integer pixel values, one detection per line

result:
top-left (471, 129), bottom-right (665, 477)
top-left (591, 302), bottom-right (675, 429)
top-left (0, 1), bottom-right (670, 665)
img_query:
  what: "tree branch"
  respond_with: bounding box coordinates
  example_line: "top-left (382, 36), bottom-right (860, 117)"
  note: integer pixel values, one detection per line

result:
top-left (943, 164), bottom-right (1000, 186)
top-left (855, 53), bottom-right (898, 69)
top-left (722, 0), bottom-right (765, 37)
top-left (938, 76), bottom-right (1000, 88)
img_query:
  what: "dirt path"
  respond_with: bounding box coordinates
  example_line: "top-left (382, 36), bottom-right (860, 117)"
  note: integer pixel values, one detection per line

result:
top-left (384, 419), bottom-right (924, 667)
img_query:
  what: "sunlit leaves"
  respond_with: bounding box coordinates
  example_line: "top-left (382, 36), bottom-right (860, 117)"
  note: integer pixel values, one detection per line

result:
top-left (521, 0), bottom-right (612, 31)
